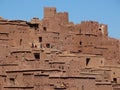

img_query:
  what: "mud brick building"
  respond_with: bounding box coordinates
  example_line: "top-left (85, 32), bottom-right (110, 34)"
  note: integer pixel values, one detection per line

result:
top-left (0, 7), bottom-right (120, 90)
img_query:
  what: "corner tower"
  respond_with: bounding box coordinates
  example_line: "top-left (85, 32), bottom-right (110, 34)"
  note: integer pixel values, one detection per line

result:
top-left (44, 7), bottom-right (56, 18)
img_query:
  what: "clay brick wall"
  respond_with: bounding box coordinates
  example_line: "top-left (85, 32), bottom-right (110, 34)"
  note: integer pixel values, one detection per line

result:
top-left (0, 7), bottom-right (120, 90)
top-left (44, 7), bottom-right (56, 18)
top-left (96, 83), bottom-right (112, 90)
top-left (55, 12), bottom-right (68, 23)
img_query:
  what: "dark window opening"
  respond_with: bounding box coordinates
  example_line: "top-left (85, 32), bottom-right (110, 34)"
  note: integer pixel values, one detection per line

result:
top-left (20, 39), bottom-right (22, 45)
top-left (113, 72), bottom-right (115, 75)
top-left (78, 50), bottom-right (82, 53)
top-left (59, 66), bottom-right (61, 69)
top-left (10, 78), bottom-right (15, 81)
top-left (46, 43), bottom-right (50, 48)
top-left (28, 23), bottom-right (39, 30)
top-left (86, 58), bottom-right (90, 66)
top-left (63, 71), bottom-right (66, 73)
top-left (39, 37), bottom-right (42, 42)
top-left (34, 53), bottom-right (40, 59)
top-left (113, 78), bottom-right (117, 83)
top-left (79, 41), bottom-right (82, 45)
top-left (99, 28), bottom-right (101, 31)
top-left (43, 27), bottom-right (47, 31)
top-left (62, 66), bottom-right (64, 70)
top-left (10, 78), bottom-right (15, 85)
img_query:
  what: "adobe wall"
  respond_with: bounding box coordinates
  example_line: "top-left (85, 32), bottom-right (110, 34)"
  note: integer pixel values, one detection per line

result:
top-left (96, 83), bottom-right (112, 90)
top-left (0, 7), bottom-right (120, 90)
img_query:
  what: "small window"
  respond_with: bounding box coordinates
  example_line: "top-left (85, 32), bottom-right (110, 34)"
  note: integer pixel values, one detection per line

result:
top-left (43, 27), bottom-right (46, 31)
top-left (86, 58), bottom-right (90, 66)
top-left (10, 78), bottom-right (15, 81)
top-left (59, 66), bottom-right (61, 69)
top-left (78, 50), bottom-right (82, 52)
top-left (113, 78), bottom-right (117, 83)
top-left (20, 39), bottom-right (22, 45)
top-left (63, 71), bottom-right (66, 73)
top-left (10, 78), bottom-right (15, 85)
top-left (46, 43), bottom-right (50, 48)
top-left (62, 66), bottom-right (64, 70)
top-left (34, 53), bottom-right (40, 59)
top-left (79, 41), bottom-right (82, 45)
top-left (113, 72), bottom-right (115, 75)
top-left (39, 37), bottom-right (42, 42)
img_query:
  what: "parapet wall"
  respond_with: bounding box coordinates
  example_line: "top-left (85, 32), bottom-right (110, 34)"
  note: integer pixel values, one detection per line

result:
top-left (44, 7), bottom-right (69, 23)
top-left (44, 7), bottom-right (56, 18)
